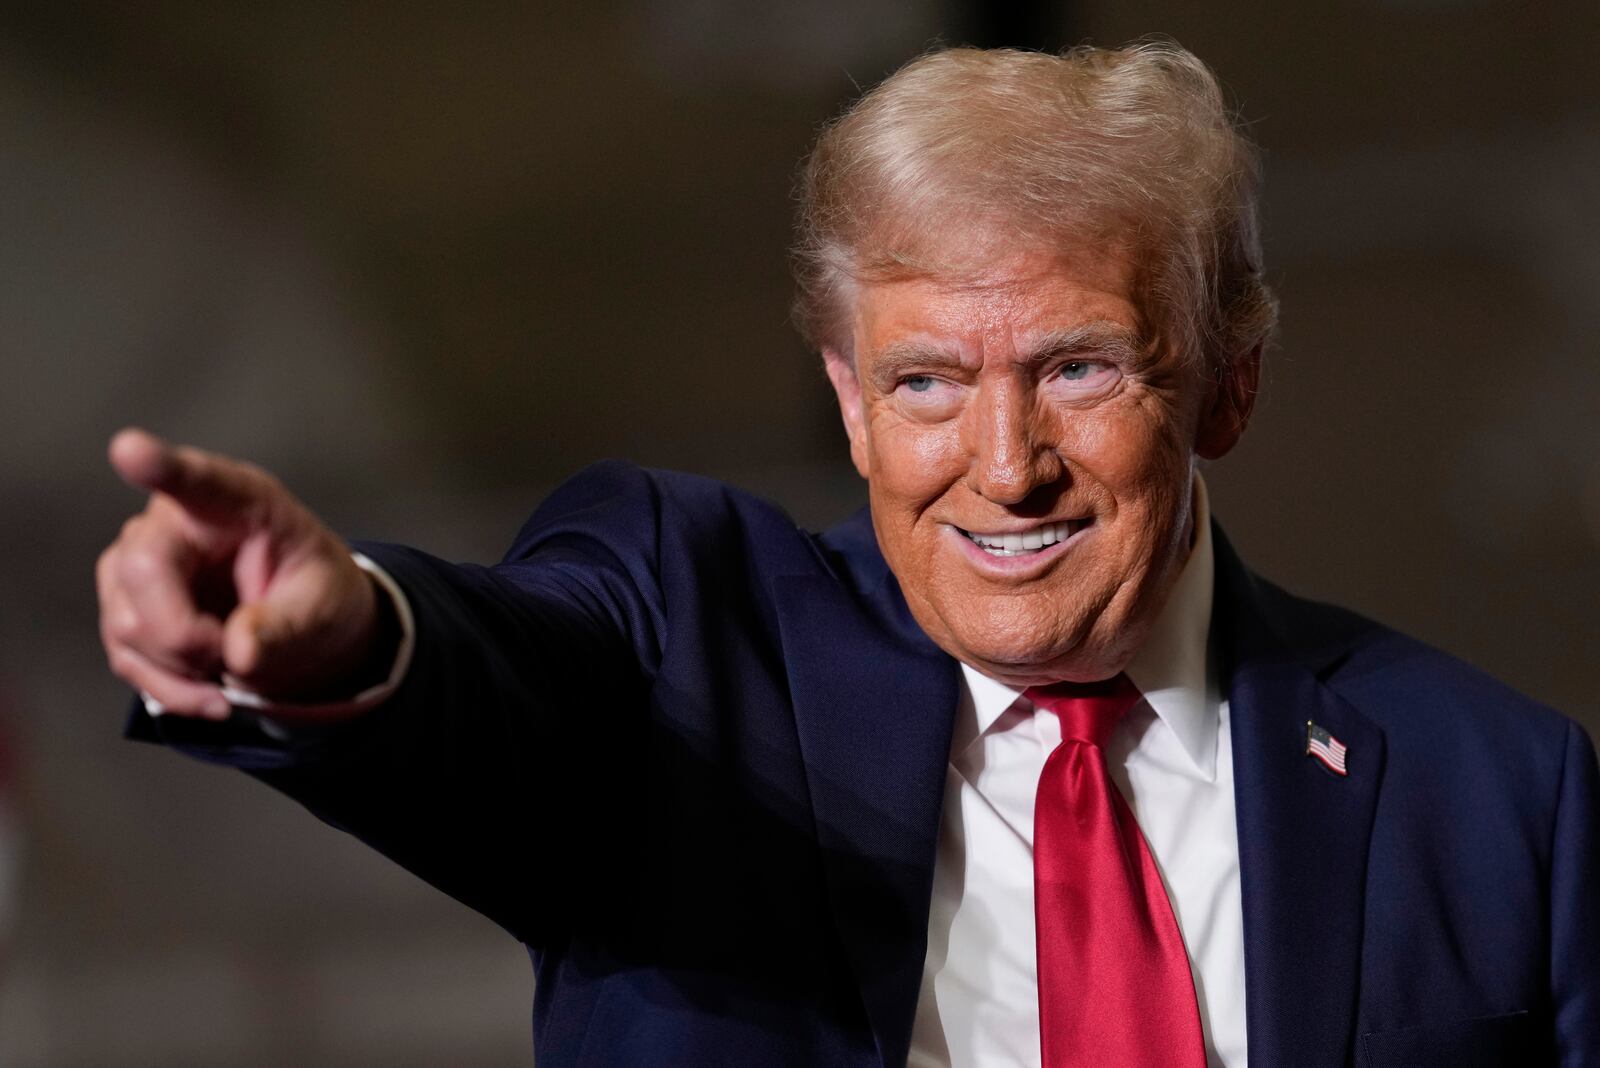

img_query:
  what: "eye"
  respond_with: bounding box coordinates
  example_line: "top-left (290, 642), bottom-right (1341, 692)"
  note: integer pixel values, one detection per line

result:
top-left (1050, 357), bottom-right (1119, 391)
top-left (1044, 356), bottom-right (1120, 402)
top-left (1058, 360), bottom-right (1103, 382)
top-left (891, 373), bottom-right (962, 419)
top-left (894, 374), bottom-right (952, 399)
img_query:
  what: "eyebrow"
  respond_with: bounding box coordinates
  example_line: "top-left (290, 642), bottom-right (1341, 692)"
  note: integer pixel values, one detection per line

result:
top-left (865, 320), bottom-right (1147, 388)
top-left (1023, 321), bottom-right (1147, 365)
top-left (867, 341), bottom-right (972, 388)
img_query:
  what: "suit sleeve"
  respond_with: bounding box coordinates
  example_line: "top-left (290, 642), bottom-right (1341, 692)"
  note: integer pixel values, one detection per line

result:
top-left (1551, 717), bottom-right (1600, 1065)
top-left (125, 461), bottom-right (671, 947)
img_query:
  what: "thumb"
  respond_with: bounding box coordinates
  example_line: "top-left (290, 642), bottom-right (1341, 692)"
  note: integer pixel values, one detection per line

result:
top-left (221, 600), bottom-right (283, 683)
top-left (219, 555), bottom-right (380, 702)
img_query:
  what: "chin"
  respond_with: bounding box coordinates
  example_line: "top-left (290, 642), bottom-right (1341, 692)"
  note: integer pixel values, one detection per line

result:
top-left (962, 646), bottom-right (1126, 687)
top-left (936, 622), bottom-right (1080, 685)
top-left (935, 595), bottom-right (1147, 686)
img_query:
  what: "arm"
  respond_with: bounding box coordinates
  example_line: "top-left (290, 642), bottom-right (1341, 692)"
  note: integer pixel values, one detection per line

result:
top-left (255, 466), bottom-right (671, 943)
top-left (104, 431), bottom-right (667, 944)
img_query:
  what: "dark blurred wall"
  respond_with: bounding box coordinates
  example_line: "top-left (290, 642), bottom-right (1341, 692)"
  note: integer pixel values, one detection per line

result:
top-left (0, 1), bottom-right (1594, 1063)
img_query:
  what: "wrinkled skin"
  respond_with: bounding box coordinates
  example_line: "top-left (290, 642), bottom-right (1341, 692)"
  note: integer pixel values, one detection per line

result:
top-left (823, 245), bottom-right (1257, 686)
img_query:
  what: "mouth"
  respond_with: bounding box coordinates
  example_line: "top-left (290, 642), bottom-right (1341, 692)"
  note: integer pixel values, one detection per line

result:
top-left (956, 518), bottom-right (1092, 558)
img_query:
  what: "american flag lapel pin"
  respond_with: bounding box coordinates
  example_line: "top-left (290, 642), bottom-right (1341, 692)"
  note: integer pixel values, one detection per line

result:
top-left (1306, 721), bottom-right (1349, 777)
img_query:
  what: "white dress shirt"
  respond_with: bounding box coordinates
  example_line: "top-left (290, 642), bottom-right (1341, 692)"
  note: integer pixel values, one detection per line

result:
top-left (908, 479), bottom-right (1247, 1067)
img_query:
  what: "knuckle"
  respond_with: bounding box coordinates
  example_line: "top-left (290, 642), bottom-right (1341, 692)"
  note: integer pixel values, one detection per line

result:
top-left (117, 545), bottom-right (165, 586)
top-left (234, 457), bottom-right (283, 496)
top-left (243, 470), bottom-right (286, 514)
top-left (105, 605), bottom-right (144, 646)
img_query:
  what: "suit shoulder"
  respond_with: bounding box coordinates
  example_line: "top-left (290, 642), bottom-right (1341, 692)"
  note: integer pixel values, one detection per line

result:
top-left (1258, 577), bottom-right (1577, 756)
top-left (507, 460), bottom-right (829, 573)
top-left (514, 460), bottom-right (794, 527)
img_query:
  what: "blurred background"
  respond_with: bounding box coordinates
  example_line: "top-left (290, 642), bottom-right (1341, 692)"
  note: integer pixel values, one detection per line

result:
top-left (1, 0), bottom-right (1596, 1063)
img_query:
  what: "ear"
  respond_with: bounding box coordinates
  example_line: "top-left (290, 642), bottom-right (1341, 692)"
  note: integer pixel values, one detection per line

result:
top-left (1194, 343), bottom-right (1261, 461)
top-left (822, 347), bottom-right (871, 480)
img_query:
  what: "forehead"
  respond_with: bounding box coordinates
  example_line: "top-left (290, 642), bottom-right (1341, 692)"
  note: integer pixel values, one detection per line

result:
top-left (851, 245), bottom-right (1147, 361)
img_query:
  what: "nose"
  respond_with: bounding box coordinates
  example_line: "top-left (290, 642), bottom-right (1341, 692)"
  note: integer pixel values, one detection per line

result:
top-left (964, 378), bottom-right (1063, 506)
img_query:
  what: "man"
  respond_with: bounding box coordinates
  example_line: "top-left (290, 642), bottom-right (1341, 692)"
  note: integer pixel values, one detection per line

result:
top-left (97, 43), bottom-right (1596, 1066)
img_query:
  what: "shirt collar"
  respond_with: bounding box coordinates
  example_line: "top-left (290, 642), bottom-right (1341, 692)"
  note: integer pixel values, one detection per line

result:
top-left (953, 474), bottom-right (1219, 781)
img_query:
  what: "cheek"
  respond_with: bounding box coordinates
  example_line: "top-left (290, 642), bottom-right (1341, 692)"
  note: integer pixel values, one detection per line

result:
top-left (1069, 402), bottom-right (1194, 495)
top-left (865, 414), bottom-right (965, 501)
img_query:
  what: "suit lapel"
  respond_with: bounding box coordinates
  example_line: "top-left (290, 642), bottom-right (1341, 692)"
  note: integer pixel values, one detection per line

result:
top-left (1215, 528), bottom-right (1386, 1066)
top-left (775, 555), bottom-right (958, 1068)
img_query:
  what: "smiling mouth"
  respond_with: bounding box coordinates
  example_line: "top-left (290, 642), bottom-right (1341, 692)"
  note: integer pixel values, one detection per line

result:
top-left (957, 518), bottom-right (1091, 557)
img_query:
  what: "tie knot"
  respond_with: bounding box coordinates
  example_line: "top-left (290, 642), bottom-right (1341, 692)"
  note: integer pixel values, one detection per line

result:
top-left (1024, 674), bottom-right (1141, 748)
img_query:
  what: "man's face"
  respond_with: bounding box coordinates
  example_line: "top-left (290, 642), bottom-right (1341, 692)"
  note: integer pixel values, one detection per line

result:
top-left (824, 245), bottom-right (1254, 686)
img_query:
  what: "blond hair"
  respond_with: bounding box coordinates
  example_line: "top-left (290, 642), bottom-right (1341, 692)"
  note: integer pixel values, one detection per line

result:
top-left (792, 41), bottom-right (1277, 376)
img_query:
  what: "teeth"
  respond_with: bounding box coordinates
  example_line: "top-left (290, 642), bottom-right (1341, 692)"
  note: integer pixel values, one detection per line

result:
top-left (963, 520), bottom-right (1080, 556)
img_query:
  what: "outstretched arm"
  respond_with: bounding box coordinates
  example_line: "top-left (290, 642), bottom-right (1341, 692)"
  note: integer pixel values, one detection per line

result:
top-left (102, 435), bottom-right (668, 944)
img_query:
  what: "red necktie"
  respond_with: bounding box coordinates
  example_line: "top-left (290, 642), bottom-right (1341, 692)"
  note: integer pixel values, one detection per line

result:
top-left (1025, 676), bottom-right (1208, 1068)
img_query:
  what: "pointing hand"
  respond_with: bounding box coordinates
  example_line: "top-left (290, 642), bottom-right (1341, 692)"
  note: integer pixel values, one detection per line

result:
top-left (97, 429), bottom-right (385, 720)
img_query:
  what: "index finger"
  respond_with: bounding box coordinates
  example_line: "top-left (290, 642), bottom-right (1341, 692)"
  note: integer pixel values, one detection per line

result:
top-left (108, 428), bottom-right (274, 524)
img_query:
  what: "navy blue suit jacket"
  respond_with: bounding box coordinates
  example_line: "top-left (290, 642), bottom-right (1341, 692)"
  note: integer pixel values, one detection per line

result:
top-left (132, 462), bottom-right (1599, 1066)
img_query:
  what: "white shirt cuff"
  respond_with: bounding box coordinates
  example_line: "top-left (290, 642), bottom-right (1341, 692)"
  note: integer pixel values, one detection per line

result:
top-left (141, 551), bottom-right (416, 735)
